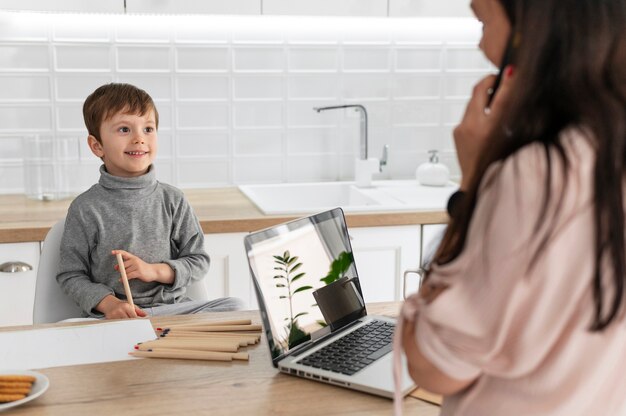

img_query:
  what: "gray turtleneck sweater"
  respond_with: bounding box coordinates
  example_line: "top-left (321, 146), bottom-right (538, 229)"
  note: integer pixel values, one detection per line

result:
top-left (56, 165), bottom-right (210, 317)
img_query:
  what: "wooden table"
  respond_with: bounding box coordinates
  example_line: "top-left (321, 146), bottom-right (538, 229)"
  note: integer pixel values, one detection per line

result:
top-left (3, 303), bottom-right (440, 415)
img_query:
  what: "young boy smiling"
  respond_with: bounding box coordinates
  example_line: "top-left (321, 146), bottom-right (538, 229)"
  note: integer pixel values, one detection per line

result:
top-left (57, 83), bottom-right (242, 319)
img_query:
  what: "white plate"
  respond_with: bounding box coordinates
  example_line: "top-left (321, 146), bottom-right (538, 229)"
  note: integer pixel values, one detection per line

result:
top-left (0, 370), bottom-right (49, 412)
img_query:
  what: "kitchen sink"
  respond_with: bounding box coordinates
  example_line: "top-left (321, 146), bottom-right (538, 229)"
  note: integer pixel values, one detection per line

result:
top-left (238, 180), bottom-right (458, 215)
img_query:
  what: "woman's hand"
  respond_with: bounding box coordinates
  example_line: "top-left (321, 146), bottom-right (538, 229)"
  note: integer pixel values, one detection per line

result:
top-left (95, 294), bottom-right (147, 319)
top-left (453, 65), bottom-right (515, 190)
top-left (112, 250), bottom-right (175, 285)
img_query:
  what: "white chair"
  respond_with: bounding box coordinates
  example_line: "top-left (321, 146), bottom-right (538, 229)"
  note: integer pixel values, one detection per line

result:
top-left (33, 217), bottom-right (209, 324)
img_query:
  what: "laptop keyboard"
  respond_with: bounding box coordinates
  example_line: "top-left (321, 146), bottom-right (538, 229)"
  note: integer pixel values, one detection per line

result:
top-left (297, 320), bottom-right (395, 376)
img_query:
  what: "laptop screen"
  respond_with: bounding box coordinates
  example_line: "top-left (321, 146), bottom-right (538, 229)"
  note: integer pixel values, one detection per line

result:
top-left (244, 208), bottom-right (367, 362)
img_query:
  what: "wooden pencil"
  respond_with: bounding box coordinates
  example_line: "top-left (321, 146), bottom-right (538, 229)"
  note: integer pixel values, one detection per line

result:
top-left (157, 324), bottom-right (262, 332)
top-left (136, 339), bottom-right (240, 352)
top-left (115, 252), bottom-right (135, 311)
top-left (130, 348), bottom-right (249, 362)
top-left (170, 319), bottom-right (252, 328)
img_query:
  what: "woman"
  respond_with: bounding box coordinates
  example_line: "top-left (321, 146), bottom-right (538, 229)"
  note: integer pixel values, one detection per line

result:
top-left (394, 0), bottom-right (626, 414)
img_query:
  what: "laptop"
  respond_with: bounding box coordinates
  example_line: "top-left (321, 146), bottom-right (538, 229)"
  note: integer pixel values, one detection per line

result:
top-left (244, 207), bottom-right (416, 398)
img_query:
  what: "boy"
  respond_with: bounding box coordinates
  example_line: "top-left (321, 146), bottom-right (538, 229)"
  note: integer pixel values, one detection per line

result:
top-left (57, 83), bottom-right (242, 319)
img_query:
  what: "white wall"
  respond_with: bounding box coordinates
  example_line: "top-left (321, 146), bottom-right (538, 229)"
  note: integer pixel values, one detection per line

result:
top-left (0, 11), bottom-right (490, 194)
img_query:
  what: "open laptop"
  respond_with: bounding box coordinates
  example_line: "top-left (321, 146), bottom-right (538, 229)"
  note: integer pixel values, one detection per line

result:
top-left (244, 207), bottom-right (415, 398)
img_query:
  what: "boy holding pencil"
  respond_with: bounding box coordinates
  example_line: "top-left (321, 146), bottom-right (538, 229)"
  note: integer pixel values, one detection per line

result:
top-left (57, 83), bottom-right (243, 319)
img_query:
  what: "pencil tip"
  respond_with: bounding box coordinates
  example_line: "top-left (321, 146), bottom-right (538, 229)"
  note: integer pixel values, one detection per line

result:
top-left (134, 345), bottom-right (139, 349)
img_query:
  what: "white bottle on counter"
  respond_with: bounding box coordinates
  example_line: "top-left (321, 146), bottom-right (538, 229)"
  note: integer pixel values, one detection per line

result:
top-left (416, 150), bottom-right (450, 187)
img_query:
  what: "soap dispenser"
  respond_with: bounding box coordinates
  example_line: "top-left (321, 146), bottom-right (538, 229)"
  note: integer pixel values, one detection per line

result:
top-left (416, 150), bottom-right (450, 187)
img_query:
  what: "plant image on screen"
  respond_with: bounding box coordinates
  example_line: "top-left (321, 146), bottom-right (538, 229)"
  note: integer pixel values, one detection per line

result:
top-left (273, 250), bottom-right (313, 349)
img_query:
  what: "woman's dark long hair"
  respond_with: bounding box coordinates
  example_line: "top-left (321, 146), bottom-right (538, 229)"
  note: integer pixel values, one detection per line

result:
top-left (431, 0), bottom-right (626, 330)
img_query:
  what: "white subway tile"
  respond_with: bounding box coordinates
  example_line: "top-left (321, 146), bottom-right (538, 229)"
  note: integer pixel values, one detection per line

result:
top-left (55, 75), bottom-right (113, 101)
top-left (0, 76), bottom-right (49, 101)
top-left (444, 73), bottom-right (485, 98)
top-left (156, 133), bottom-right (173, 158)
top-left (288, 47), bottom-right (338, 72)
top-left (177, 132), bottom-right (230, 157)
top-left (287, 127), bottom-right (338, 154)
top-left (233, 102), bottom-right (283, 128)
top-left (392, 101), bottom-right (441, 126)
top-left (442, 101), bottom-right (466, 124)
top-left (174, 17), bottom-right (230, 44)
top-left (176, 47), bottom-right (229, 72)
top-left (153, 160), bottom-right (174, 184)
top-left (115, 75), bottom-right (172, 100)
top-left (55, 45), bottom-right (110, 71)
top-left (178, 159), bottom-right (230, 187)
top-left (155, 105), bottom-right (173, 130)
top-left (177, 103), bottom-right (230, 129)
top-left (52, 15), bottom-right (110, 42)
top-left (0, 45), bottom-right (49, 70)
top-left (287, 101), bottom-right (341, 127)
top-left (288, 75), bottom-right (338, 100)
top-left (0, 136), bottom-right (24, 161)
top-left (395, 47), bottom-right (442, 71)
top-left (0, 12), bottom-right (49, 41)
top-left (286, 154), bottom-right (339, 182)
top-left (56, 104), bottom-right (84, 130)
top-left (343, 47), bottom-right (390, 72)
top-left (233, 47), bottom-right (284, 72)
top-left (117, 46), bottom-right (170, 72)
top-left (233, 129), bottom-right (282, 156)
top-left (0, 106), bottom-right (52, 131)
top-left (391, 126), bottom-right (444, 151)
top-left (0, 164), bottom-right (23, 193)
top-left (115, 17), bottom-right (171, 43)
top-left (392, 74), bottom-right (442, 99)
top-left (176, 76), bottom-right (229, 101)
top-left (342, 74), bottom-right (390, 99)
top-left (445, 46), bottom-right (491, 70)
top-left (233, 156), bottom-right (283, 183)
top-left (233, 75), bottom-right (283, 100)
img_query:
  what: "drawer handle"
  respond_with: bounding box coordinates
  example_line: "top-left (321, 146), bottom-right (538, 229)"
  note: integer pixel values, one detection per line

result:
top-left (0, 262), bottom-right (33, 273)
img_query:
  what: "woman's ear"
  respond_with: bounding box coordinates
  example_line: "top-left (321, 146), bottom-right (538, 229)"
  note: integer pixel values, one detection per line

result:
top-left (87, 135), bottom-right (104, 158)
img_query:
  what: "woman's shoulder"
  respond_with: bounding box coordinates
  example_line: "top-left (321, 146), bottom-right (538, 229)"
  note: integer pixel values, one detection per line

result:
top-left (483, 126), bottom-right (594, 194)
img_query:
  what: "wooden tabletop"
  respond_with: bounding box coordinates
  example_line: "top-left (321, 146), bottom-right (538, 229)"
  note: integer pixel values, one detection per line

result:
top-left (3, 303), bottom-right (440, 416)
top-left (0, 188), bottom-right (448, 243)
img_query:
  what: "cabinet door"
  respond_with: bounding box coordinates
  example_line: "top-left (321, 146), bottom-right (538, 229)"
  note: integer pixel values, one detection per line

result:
top-left (389, 0), bottom-right (472, 17)
top-left (126, 0), bottom-right (260, 14)
top-left (263, 0), bottom-right (388, 17)
top-left (0, 0), bottom-right (122, 13)
top-left (203, 233), bottom-right (256, 309)
top-left (0, 242), bottom-right (40, 327)
top-left (349, 225), bottom-right (420, 303)
top-left (421, 223), bottom-right (446, 265)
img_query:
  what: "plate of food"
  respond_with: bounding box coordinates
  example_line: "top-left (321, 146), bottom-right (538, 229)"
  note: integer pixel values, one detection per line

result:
top-left (0, 370), bottom-right (49, 412)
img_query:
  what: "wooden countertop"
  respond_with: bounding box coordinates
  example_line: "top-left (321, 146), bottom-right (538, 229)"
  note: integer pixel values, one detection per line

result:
top-left (0, 188), bottom-right (448, 244)
top-left (1, 303), bottom-right (440, 416)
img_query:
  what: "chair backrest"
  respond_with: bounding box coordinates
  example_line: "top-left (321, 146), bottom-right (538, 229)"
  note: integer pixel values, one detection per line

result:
top-left (33, 217), bottom-right (84, 324)
top-left (33, 217), bottom-right (210, 324)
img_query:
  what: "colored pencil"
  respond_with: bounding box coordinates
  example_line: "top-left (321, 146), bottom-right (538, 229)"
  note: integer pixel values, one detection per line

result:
top-left (115, 252), bottom-right (135, 312)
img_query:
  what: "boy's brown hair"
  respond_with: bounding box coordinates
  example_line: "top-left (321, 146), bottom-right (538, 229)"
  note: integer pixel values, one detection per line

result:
top-left (83, 83), bottom-right (159, 143)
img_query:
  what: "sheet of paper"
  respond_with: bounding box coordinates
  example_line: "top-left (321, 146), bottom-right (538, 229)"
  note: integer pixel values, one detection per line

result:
top-left (0, 319), bottom-right (156, 370)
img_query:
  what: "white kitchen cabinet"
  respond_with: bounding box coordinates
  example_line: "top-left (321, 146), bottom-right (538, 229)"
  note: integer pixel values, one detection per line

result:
top-left (421, 223), bottom-right (446, 265)
top-left (203, 232), bottom-right (257, 309)
top-left (0, 242), bottom-right (40, 327)
top-left (262, 0), bottom-right (388, 17)
top-left (202, 224), bottom-right (422, 309)
top-left (389, 0), bottom-right (472, 17)
top-left (125, 0), bottom-right (260, 15)
top-left (349, 225), bottom-right (420, 303)
top-left (0, 0), bottom-right (122, 13)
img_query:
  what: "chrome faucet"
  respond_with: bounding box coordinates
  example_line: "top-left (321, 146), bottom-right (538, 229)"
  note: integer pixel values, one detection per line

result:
top-left (313, 104), bottom-right (388, 172)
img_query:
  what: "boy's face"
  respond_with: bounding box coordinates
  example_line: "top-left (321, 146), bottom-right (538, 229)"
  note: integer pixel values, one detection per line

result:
top-left (88, 108), bottom-right (158, 178)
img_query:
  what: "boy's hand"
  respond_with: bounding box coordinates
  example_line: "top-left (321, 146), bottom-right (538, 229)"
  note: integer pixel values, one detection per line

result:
top-left (112, 250), bottom-right (175, 284)
top-left (95, 294), bottom-right (147, 319)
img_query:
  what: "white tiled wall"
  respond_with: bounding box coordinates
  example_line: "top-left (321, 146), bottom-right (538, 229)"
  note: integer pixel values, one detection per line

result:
top-left (0, 11), bottom-right (491, 194)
